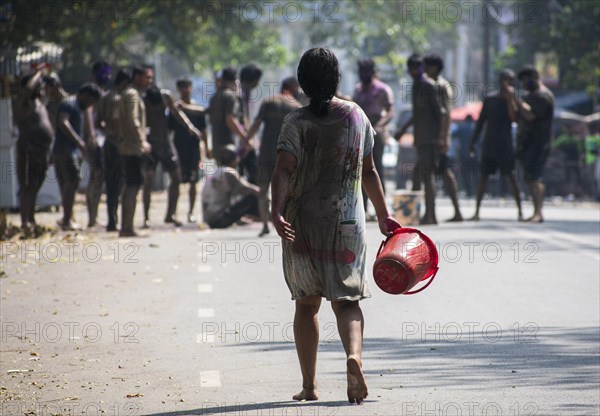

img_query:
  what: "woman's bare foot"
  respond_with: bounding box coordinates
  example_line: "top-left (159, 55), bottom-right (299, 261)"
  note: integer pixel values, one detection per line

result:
top-left (346, 355), bottom-right (368, 404)
top-left (292, 388), bottom-right (318, 401)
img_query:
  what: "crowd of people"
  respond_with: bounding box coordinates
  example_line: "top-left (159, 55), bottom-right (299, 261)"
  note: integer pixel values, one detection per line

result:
top-left (12, 61), bottom-right (305, 237)
top-left (13, 49), bottom-right (567, 238)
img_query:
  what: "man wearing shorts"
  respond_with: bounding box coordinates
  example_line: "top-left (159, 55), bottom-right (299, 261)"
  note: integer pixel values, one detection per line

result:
top-left (170, 78), bottom-right (208, 223)
top-left (469, 69), bottom-right (523, 221)
top-left (118, 66), bottom-right (153, 237)
top-left (515, 66), bottom-right (554, 223)
top-left (53, 83), bottom-right (102, 230)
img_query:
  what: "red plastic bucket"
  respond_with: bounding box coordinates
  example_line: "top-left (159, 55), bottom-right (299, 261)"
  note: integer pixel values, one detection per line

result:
top-left (373, 227), bottom-right (439, 295)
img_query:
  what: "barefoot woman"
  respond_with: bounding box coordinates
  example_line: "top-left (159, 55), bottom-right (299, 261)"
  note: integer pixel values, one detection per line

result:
top-left (271, 48), bottom-right (401, 404)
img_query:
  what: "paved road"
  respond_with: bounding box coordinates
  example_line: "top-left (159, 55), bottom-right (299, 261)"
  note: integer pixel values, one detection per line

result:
top-left (1, 196), bottom-right (599, 415)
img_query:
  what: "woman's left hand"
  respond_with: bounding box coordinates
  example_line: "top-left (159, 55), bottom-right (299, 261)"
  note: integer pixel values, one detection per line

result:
top-left (273, 214), bottom-right (295, 242)
top-left (378, 215), bottom-right (402, 236)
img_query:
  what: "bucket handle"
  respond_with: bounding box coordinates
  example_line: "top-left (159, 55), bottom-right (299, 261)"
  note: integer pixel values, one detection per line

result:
top-left (376, 226), bottom-right (405, 257)
top-left (376, 226), bottom-right (429, 257)
top-left (404, 267), bottom-right (439, 295)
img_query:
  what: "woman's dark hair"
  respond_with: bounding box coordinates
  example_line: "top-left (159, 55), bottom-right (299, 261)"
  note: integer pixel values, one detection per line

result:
top-left (297, 47), bottom-right (340, 117)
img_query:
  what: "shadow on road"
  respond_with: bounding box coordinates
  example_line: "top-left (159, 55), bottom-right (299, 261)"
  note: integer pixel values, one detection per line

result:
top-left (143, 400), bottom-right (352, 415)
top-left (224, 326), bottom-right (600, 390)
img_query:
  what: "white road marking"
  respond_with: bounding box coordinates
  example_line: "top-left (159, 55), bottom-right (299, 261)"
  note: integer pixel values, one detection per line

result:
top-left (200, 371), bottom-right (221, 387)
top-left (197, 265), bottom-right (212, 273)
top-left (197, 284), bottom-right (213, 293)
top-left (197, 308), bottom-right (215, 318)
top-left (196, 333), bottom-right (215, 344)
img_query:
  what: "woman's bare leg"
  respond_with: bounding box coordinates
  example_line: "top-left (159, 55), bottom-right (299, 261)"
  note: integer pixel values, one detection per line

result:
top-left (293, 294), bottom-right (321, 401)
top-left (332, 300), bottom-right (368, 404)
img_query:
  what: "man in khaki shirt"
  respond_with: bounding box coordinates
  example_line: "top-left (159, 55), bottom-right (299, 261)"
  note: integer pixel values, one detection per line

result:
top-left (96, 69), bottom-right (131, 231)
top-left (118, 66), bottom-right (152, 237)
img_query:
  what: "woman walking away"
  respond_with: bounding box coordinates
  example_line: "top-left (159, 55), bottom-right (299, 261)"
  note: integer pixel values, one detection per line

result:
top-left (271, 48), bottom-right (401, 405)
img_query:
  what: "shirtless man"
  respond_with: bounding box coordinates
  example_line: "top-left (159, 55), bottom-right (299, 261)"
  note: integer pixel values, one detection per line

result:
top-left (53, 83), bottom-right (102, 230)
top-left (208, 68), bottom-right (247, 164)
top-left (515, 66), bottom-right (555, 223)
top-left (469, 69), bottom-right (523, 221)
top-left (424, 53), bottom-right (462, 222)
top-left (13, 69), bottom-right (54, 230)
top-left (396, 54), bottom-right (447, 225)
top-left (142, 86), bottom-right (201, 228)
top-left (84, 62), bottom-right (113, 228)
top-left (170, 78), bottom-right (209, 223)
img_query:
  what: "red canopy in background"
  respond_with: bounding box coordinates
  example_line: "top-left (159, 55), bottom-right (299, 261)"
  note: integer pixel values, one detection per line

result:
top-left (451, 101), bottom-right (483, 122)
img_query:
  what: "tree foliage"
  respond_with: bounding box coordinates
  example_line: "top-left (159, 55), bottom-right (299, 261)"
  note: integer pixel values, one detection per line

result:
top-left (305, 0), bottom-right (455, 76)
top-left (1, 0), bottom-right (288, 80)
top-left (504, 0), bottom-right (600, 93)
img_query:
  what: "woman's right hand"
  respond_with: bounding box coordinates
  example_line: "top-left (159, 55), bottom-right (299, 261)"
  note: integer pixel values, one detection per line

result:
top-left (272, 213), bottom-right (295, 242)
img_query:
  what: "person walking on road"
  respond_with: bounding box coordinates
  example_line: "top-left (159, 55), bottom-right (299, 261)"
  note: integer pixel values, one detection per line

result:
top-left (271, 48), bottom-right (401, 405)
top-left (469, 69), bottom-right (523, 221)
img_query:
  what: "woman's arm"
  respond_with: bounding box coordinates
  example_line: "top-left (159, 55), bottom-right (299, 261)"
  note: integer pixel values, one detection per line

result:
top-left (271, 150), bottom-right (297, 241)
top-left (361, 152), bottom-right (402, 234)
